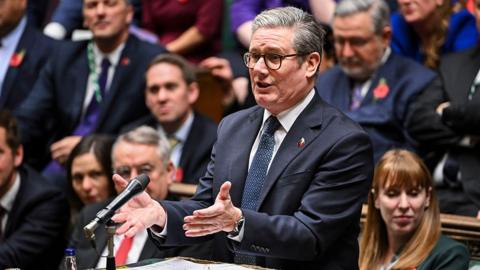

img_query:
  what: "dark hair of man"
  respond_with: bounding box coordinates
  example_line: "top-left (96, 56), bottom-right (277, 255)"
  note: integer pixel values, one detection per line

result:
top-left (0, 110), bottom-right (21, 152)
top-left (147, 53), bottom-right (197, 85)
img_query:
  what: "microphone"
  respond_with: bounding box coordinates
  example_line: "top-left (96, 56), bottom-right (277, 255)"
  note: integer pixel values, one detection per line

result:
top-left (83, 174), bottom-right (150, 240)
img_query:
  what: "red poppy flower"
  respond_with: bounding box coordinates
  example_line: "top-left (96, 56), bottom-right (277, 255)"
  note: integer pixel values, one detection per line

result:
top-left (373, 78), bottom-right (389, 100)
top-left (120, 57), bottom-right (130, 66)
top-left (9, 50), bottom-right (26, 68)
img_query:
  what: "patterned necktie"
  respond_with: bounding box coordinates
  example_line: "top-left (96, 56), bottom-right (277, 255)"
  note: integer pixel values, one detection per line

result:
top-left (74, 57), bottom-right (111, 136)
top-left (235, 116), bottom-right (281, 265)
top-left (115, 236), bottom-right (133, 266)
top-left (350, 83), bottom-right (364, 111)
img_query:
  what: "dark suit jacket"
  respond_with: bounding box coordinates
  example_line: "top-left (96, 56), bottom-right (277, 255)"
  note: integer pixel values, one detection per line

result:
top-left (407, 46), bottom-right (480, 216)
top-left (14, 35), bottom-right (166, 169)
top-left (154, 93), bottom-right (374, 269)
top-left (417, 235), bottom-right (469, 270)
top-left (0, 23), bottom-right (56, 110)
top-left (70, 198), bottom-right (212, 269)
top-left (317, 53), bottom-right (437, 162)
top-left (0, 166), bottom-right (69, 269)
top-left (122, 112), bottom-right (217, 184)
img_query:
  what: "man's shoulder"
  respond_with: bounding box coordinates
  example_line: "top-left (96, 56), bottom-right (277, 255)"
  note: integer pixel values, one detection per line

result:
top-left (441, 46), bottom-right (480, 69)
top-left (125, 35), bottom-right (167, 58)
top-left (382, 53), bottom-right (437, 86)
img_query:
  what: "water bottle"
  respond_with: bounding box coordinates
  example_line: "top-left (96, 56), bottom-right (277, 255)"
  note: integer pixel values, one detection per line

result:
top-left (63, 248), bottom-right (78, 270)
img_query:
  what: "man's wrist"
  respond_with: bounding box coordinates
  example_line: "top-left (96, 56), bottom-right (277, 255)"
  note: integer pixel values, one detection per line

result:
top-left (229, 211), bottom-right (245, 237)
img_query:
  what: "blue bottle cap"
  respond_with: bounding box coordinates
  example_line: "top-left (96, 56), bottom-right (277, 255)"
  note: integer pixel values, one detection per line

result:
top-left (64, 247), bottom-right (76, 256)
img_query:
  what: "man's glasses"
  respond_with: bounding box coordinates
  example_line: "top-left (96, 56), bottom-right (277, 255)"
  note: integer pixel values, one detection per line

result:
top-left (243, 52), bottom-right (303, 70)
top-left (113, 164), bottom-right (154, 180)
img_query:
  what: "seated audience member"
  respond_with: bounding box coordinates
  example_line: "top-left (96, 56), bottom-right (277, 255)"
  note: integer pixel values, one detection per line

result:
top-left (69, 126), bottom-right (211, 269)
top-left (317, 0), bottom-right (437, 162)
top-left (141, 0), bottom-right (223, 63)
top-left (0, 0), bottom-right (56, 110)
top-left (65, 134), bottom-right (116, 220)
top-left (123, 54), bottom-right (217, 184)
top-left (43, 0), bottom-right (143, 40)
top-left (0, 111), bottom-right (69, 269)
top-left (360, 149), bottom-right (469, 270)
top-left (231, 0), bottom-right (336, 49)
top-left (406, 0), bottom-right (480, 217)
top-left (14, 0), bottom-right (166, 188)
top-left (392, 0), bottom-right (478, 69)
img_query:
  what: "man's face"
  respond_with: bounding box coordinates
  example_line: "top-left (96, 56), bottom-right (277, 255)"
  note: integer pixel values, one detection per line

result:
top-left (248, 27), bottom-right (319, 115)
top-left (333, 12), bottom-right (389, 81)
top-left (0, 0), bottom-right (26, 38)
top-left (83, 0), bottom-right (132, 40)
top-left (0, 127), bottom-right (22, 198)
top-left (112, 141), bottom-right (174, 200)
top-left (397, 0), bottom-right (442, 25)
top-left (145, 63), bottom-right (198, 130)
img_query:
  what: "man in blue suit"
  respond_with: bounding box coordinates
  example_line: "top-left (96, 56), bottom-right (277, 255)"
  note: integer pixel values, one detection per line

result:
top-left (14, 0), bottom-right (166, 182)
top-left (112, 7), bottom-right (373, 269)
top-left (316, 0), bottom-right (437, 162)
top-left (0, 0), bottom-right (56, 110)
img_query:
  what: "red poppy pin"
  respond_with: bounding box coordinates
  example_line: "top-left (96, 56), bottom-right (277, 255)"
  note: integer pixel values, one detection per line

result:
top-left (120, 57), bottom-right (130, 66)
top-left (373, 78), bottom-right (389, 101)
top-left (10, 49), bottom-right (26, 68)
top-left (175, 167), bottom-right (184, 182)
top-left (297, 137), bottom-right (305, 148)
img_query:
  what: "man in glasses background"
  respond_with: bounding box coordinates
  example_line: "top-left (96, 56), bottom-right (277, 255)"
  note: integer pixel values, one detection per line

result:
top-left (69, 126), bottom-right (211, 269)
top-left (317, 0), bottom-right (438, 163)
top-left (111, 6), bottom-right (373, 269)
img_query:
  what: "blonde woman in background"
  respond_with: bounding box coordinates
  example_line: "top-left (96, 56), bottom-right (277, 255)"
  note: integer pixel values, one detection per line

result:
top-left (360, 149), bottom-right (469, 270)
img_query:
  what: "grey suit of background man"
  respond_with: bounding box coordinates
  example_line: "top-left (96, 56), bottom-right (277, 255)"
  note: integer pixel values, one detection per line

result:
top-left (112, 7), bottom-right (373, 270)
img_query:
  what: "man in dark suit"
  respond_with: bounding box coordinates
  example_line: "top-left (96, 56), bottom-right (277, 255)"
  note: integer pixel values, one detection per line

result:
top-left (0, 111), bottom-right (69, 269)
top-left (406, 0), bottom-right (480, 217)
top-left (123, 54), bottom-right (217, 184)
top-left (70, 126), bottom-right (210, 269)
top-left (316, 0), bottom-right (437, 163)
top-left (14, 0), bottom-right (166, 182)
top-left (112, 7), bottom-right (373, 269)
top-left (0, 0), bottom-right (56, 110)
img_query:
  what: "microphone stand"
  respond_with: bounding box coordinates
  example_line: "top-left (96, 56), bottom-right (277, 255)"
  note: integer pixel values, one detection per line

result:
top-left (106, 220), bottom-right (116, 270)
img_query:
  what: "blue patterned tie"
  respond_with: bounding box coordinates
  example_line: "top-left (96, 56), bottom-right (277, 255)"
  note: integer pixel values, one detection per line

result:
top-left (235, 116), bottom-right (281, 265)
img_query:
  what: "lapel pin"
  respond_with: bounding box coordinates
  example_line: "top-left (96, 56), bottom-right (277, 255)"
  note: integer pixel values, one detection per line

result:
top-left (120, 57), bottom-right (130, 66)
top-left (297, 137), bottom-right (305, 148)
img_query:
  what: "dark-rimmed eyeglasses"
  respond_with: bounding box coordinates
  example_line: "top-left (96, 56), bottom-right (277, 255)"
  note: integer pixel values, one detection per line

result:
top-left (113, 164), bottom-right (153, 180)
top-left (243, 52), bottom-right (302, 70)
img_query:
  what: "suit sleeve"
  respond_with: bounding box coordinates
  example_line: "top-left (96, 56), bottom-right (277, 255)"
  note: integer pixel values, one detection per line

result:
top-left (234, 131), bottom-right (373, 260)
top-left (406, 76), bottom-right (462, 148)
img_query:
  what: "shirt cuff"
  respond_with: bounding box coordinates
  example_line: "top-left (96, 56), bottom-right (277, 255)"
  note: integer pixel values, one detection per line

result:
top-left (227, 219), bottom-right (245, 242)
top-left (149, 215), bottom-right (168, 238)
top-left (43, 22), bottom-right (67, 40)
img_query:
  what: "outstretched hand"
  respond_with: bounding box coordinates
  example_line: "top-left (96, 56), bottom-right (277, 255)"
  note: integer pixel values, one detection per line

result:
top-left (110, 174), bottom-right (167, 238)
top-left (183, 181), bottom-right (242, 237)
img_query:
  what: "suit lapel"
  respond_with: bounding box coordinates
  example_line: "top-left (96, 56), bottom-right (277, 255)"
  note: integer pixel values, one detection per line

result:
top-left (95, 36), bottom-right (134, 130)
top-left (0, 26), bottom-right (32, 107)
top-left (229, 108), bottom-right (263, 206)
top-left (257, 95), bottom-right (323, 208)
top-left (69, 43), bottom-right (90, 130)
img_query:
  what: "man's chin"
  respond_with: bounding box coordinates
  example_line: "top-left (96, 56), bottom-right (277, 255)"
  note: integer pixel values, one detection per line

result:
top-left (340, 66), bottom-right (370, 81)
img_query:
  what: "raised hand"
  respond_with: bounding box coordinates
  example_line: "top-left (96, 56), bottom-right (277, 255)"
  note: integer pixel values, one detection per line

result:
top-left (183, 181), bottom-right (242, 237)
top-left (110, 174), bottom-right (167, 238)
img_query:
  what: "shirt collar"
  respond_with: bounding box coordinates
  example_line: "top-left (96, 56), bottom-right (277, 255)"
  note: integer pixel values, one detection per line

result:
top-left (92, 41), bottom-right (125, 68)
top-left (1, 16), bottom-right (27, 49)
top-left (171, 111), bottom-right (194, 143)
top-left (0, 172), bottom-right (21, 213)
top-left (263, 88), bottom-right (315, 133)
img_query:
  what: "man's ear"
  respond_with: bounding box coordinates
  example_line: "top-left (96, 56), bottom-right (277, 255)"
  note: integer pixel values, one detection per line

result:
top-left (14, 144), bottom-right (24, 167)
top-left (305, 52), bottom-right (321, 79)
top-left (187, 82), bottom-right (200, 105)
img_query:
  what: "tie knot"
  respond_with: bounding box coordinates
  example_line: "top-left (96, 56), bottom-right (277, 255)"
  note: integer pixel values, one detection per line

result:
top-left (168, 135), bottom-right (180, 148)
top-left (101, 58), bottom-right (111, 70)
top-left (263, 116), bottom-right (281, 135)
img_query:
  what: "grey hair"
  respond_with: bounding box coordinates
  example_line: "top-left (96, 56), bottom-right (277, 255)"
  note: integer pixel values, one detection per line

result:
top-left (334, 0), bottom-right (390, 34)
top-left (252, 6), bottom-right (325, 64)
top-left (113, 126), bottom-right (171, 168)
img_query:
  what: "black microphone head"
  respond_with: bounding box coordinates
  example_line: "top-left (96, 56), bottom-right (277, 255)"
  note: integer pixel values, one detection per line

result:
top-left (134, 174), bottom-right (150, 189)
